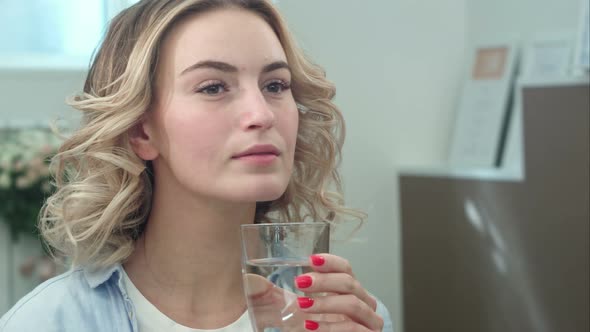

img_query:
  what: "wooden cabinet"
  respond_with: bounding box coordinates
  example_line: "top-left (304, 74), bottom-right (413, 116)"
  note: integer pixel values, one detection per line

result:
top-left (399, 79), bottom-right (589, 332)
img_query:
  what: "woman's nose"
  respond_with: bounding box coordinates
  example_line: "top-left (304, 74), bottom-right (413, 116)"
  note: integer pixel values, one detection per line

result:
top-left (238, 88), bottom-right (276, 131)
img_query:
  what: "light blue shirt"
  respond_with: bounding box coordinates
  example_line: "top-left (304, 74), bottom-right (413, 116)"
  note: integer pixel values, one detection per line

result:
top-left (0, 264), bottom-right (394, 331)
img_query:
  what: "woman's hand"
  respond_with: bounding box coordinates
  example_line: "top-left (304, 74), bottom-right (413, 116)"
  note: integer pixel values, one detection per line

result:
top-left (294, 254), bottom-right (384, 331)
top-left (244, 253), bottom-right (385, 331)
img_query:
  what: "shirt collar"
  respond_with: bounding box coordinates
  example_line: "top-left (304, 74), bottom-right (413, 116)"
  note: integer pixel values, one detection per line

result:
top-left (83, 263), bottom-right (123, 289)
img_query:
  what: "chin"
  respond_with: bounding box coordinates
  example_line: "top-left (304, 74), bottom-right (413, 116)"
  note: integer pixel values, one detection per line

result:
top-left (252, 189), bottom-right (285, 202)
top-left (229, 180), bottom-right (289, 203)
top-left (246, 187), bottom-right (286, 202)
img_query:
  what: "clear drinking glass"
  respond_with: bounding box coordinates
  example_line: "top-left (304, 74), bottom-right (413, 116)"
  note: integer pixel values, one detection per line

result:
top-left (241, 222), bottom-right (330, 332)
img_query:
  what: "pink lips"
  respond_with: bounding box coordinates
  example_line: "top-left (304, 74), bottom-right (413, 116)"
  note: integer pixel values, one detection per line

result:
top-left (232, 144), bottom-right (280, 165)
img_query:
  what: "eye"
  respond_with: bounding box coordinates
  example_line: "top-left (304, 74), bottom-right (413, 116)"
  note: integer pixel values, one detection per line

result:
top-left (263, 80), bottom-right (291, 94)
top-left (195, 81), bottom-right (228, 95)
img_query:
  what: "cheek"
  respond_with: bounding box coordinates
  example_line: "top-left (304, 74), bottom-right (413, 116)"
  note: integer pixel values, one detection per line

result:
top-left (278, 106), bottom-right (299, 152)
top-left (162, 106), bottom-right (231, 165)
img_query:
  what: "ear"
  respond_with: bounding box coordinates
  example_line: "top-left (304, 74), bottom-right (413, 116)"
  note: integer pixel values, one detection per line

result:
top-left (129, 118), bottom-right (159, 161)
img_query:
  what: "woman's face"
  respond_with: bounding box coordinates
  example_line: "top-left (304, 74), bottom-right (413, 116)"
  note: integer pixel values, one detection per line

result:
top-left (143, 8), bottom-right (298, 203)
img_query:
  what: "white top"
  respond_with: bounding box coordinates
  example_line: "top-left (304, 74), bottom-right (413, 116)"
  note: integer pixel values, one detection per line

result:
top-left (121, 268), bottom-right (251, 332)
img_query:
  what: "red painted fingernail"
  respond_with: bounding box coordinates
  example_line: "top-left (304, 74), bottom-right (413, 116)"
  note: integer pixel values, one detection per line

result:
top-left (305, 320), bottom-right (319, 330)
top-left (298, 297), bottom-right (314, 309)
top-left (295, 275), bottom-right (312, 288)
top-left (310, 255), bottom-right (325, 266)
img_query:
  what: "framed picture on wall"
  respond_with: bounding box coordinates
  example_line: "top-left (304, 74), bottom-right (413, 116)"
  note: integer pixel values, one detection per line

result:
top-left (472, 46), bottom-right (510, 80)
top-left (448, 41), bottom-right (519, 168)
top-left (521, 32), bottom-right (573, 78)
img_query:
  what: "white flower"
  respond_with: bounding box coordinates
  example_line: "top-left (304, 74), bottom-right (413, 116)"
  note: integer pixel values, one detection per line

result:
top-left (2, 145), bottom-right (19, 161)
top-left (15, 176), bottom-right (30, 189)
top-left (0, 160), bottom-right (9, 171)
top-left (41, 145), bottom-right (54, 154)
top-left (13, 160), bottom-right (24, 172)
top-left (25, 169), bottom-right (40, 184)
top-left (41, 182), bottom-right (52, 193)
top-left (0, 128), bottom-right (59, 185)
top-left (30, 157), bottom-right (44, 169)
top-left (39, 165), bottom-right (51, 177)
top-left (0, 173), bottom-right (9, 189)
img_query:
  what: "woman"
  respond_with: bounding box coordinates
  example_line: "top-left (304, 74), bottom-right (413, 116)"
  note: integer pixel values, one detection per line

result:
top-left (0, 0), bottom-right (392, 331)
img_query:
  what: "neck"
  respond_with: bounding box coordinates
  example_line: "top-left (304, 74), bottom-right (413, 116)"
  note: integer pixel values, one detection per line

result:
top-left (124, 174), bottom-right (255, 328)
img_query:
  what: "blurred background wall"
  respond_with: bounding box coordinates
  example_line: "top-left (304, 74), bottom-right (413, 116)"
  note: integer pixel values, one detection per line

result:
top-left (275, 1), bottom-right (584, 331)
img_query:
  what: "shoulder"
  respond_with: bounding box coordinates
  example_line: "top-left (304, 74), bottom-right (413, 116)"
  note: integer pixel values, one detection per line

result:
top-left (0, 269), bottom-right (90, 331)
top-left (0, 266), bottom-right (129, 332)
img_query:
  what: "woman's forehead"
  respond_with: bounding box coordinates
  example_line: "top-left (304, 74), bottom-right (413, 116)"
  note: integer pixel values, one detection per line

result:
top-left (159, 8), bottom-right (287, 75)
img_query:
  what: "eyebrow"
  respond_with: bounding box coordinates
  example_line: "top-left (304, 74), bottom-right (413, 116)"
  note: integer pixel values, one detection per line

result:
top-left (180, 60), bottom-right (291, 76)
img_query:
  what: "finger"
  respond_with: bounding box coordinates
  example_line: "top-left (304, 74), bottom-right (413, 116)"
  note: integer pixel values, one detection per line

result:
top-left (303, 319), bottom-right (375, 332)
top-left (309, 254), bottom-right (354, 276)
top-left (307, 254), bottom-right (378, 311)
top-left (298, 294), bottom-right (384, 331)
top-left (295, 272), bottom-right (377, 311)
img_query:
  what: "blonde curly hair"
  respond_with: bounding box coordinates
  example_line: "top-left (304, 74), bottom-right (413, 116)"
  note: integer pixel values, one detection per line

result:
top-left (40, 0), bottom-right (365, 269)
